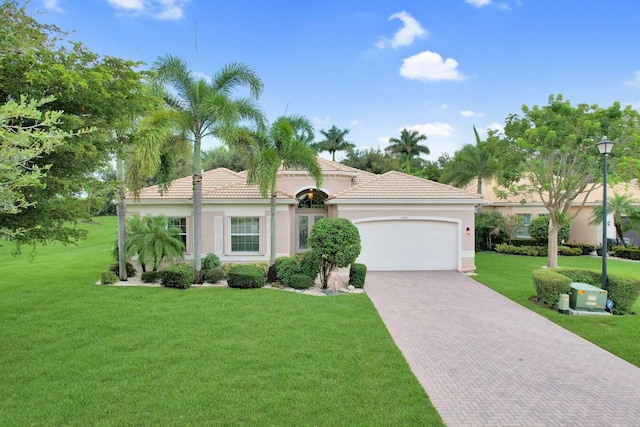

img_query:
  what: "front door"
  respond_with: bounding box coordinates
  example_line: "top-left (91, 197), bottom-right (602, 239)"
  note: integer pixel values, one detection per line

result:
top-left (296, 214), bottom-right (326, 252)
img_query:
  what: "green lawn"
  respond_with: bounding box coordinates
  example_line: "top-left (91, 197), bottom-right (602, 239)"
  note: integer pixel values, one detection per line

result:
top-left (0, 217), bottom-right (443, 426)
top-left (474, 251), bottom-right (640, 367)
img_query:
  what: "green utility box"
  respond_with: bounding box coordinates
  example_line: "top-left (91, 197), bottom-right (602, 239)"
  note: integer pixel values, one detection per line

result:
top-left (569, 282), bottom-right (607, 312)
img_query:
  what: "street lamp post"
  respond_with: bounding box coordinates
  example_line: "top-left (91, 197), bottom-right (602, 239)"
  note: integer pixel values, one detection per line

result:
top-left (596, 137), bottom-right (615, 290)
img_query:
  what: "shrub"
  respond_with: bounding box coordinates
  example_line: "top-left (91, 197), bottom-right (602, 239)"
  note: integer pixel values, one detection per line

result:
top-left (201, 253), bottom-right (221, 272)
top-left (275, 256), bottom-right (298, 285)
top-left (141, 271), bottom-right (161, 283)
top-left (160, 264), bottom-right (195, 289)
top-left (538, 268), bottom-right (640, 314)
top-left (613, 246), bottom-right (640, 261)
top-left (289, 274), bottom-right (314, 290)
top-left (275, 252), bottom-right (320, 287)
top-left (109, 262), bottom-right (136, 278)
top-left (222, 262), bottom-right (269, 277)
top-left (558, 246), bottom-right (583, 256)
top-left (528, 215), bottom-right (571, 245)
top-left (564, 242), bottom-right (596, 255)
top-left (349, 263), bottom-right (367, 289)
top-left (227, 264), bottom-right (265, 289)
top-left (100, 270), bottom-right (119, 285)
top-left (204, 267), bottom-right (225, 284)
top-left (606, 274), bottom-right (640, 314)
top-left (309, 218), bottom-right (361, 289)
top-left (531, 269), bottom-right (572, 307)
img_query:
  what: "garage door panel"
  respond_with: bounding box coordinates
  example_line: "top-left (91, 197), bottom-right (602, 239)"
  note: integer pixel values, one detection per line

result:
top-left (356, 220), bottom-right (457, 271)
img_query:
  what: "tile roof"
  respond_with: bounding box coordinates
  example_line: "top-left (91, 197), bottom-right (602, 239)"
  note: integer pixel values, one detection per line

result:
top-left (474, 178), bottom-right (640, 205)
top-left (328, 171), bottom-right (483, 201)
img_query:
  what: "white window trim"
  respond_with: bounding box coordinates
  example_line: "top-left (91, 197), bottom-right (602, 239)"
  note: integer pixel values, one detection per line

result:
top-left (167, 217), bottom-right (188, 253)
top-left (516, 214), bottom-right (532, 238)
top-left (228, 217), bottom-right (262, 254)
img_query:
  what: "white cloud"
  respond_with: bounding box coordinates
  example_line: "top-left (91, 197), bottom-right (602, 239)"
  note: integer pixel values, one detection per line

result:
top-left (404, 122), bottom-right (454, 138)
top-left (400, 51), bottom-right (464, 81)
top-left (375, 11), bottom-right (427, 49)
top-left (377, 136), bottom-right (390, 145)
top-left (106, 0), bottom-right (188, 20)
top-left (313, 116), bottom-right (331, 126)
top-left (460, 110), bottom-right (484, 117)
top-left (350, 119), bottom-right (361, 126)
top-left (107, 0), bottom-right (144, 10)
top-left (626, 71), bottom-right (640, 88)
top-left (466, 0), bottom-right (491, 7)
top-left (44, 0), bottom-right (63, 12)
top-left (477, 122), bottom-right (505, 136)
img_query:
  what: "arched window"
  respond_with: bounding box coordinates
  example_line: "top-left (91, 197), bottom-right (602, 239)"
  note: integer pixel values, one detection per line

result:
top-left (297, 189), bottom-right (327, 209)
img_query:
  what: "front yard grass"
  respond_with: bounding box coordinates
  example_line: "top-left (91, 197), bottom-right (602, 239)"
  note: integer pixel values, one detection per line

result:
top-left (0, 217), bottom-right (443, 426)
top-left (474, 252), bottom-right (640, 367)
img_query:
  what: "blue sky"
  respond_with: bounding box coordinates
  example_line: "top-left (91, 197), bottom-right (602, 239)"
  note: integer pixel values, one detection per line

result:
top-left (33, 0), bottom-right (640, 161)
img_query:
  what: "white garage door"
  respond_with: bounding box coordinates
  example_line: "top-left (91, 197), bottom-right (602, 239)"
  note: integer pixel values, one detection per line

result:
top-left (356, 220), bottom-right (458, 271)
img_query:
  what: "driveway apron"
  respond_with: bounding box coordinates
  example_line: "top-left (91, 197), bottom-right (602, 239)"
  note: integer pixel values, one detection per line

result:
top-left (365, 271), bottom-right (640, 427)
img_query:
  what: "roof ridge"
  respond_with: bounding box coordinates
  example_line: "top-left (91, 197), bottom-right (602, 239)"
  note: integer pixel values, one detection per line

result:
top-left (328, 173), bottom-right (384, 199)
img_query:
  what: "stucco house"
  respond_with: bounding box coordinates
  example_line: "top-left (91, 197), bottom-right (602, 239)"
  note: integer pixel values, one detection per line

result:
top-left (476, 179), bottom-right (640, 246)
top-left (126, 158), bottom-right (484, 272)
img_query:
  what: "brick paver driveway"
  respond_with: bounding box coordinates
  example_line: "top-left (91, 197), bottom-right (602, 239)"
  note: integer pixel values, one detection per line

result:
top-left (365, 271), bottom-right (640, 427)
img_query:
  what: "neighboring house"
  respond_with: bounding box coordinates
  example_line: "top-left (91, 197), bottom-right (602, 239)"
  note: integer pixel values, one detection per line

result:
top-left (476, 179), bottom-right (640, 246)
top-left (126, 158), bottom-right (484, 272)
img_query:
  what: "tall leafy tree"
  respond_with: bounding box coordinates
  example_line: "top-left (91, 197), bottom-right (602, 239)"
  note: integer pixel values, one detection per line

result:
top-left (152, 54), bottom-right (264, 282)
top-left (312, 125), bottom-right (355, 161)
top-left (202, 145), bottom-right (246, 172)
top-left (236, 115), bottom-right (323, 280)
top-left (341, 147), bottom-right (400, 174)
top-left (589, 193), bottom-right (640, 247)
top-left (441, 126), bottom-right (499, 194)
top-left (0, 1), bottom-right (148, 253)
top-left (501, 94), bottom-right (640, 267)
top-left (385, 128), bottom-right (430, 172)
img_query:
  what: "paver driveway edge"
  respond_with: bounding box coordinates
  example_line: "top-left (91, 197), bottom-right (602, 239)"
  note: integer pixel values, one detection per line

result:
top-left (364, 271), bottom-right (640, 427)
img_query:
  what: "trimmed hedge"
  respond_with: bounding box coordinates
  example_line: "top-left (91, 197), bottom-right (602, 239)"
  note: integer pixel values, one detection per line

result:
top-left (160, 264), bottom-right (195, 289)
top-left (564, 242), bottom-right (596, 255)
top-left (495, 244), bottom-right (581, 257)
top-left (222, 262), bottom-right (269, 277)
top-left (141, 271), bottom-right (161, 283)
top-left (227, 264), bottom-right (265, 289)
top-left (289, 274), bottom-right (314, 290)
top-left (349, 263), bottom-right (367, 289)
top-left (532, 267), bottom-right (640, 314)
top-left (531, 269), bottom-right (572, 307)
top-left (204, 267), bottom-right (225, 284)
top-left (613, 246), bottom-right (640, 261)
top-left (100, 270), bottom-right (119, 285)
top-left (109, 262), bottom-right (137, 278)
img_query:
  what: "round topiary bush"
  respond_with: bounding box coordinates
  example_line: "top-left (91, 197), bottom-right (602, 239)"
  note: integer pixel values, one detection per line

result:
top-left (201, 253), bottom-right (221, 272)
top-left (204, 267), bottom-right (225, 284)
top-left (309, 218), bottom-right (361, 289)
top-left (141, 271), bottom-right (161, 283)
top-left (227, 264), bottom-right (265, 289)
top-left (159, 264), bottom-right (195, 289)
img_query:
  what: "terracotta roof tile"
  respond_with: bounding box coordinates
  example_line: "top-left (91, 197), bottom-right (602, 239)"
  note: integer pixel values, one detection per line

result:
top-left (329, 171), bottom-right (482, 200)
top-left (132, 168), bottom-right (244, 200)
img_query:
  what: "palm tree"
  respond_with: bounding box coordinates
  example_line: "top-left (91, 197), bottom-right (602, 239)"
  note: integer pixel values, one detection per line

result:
top-left (385, 128), bottom-right (429, 172)
top-left (312, 125), bottom-right (355, 161)
top-left (152, 54), bottom-right (264, 282)
top-left (441, 126), bottom-right (499, 194)
top-left (125, 215), bottom-right (185, 272)
top-left (236, 115), bottom-right (323, 281)
top-left (589, 193), bottom-right (640, 247)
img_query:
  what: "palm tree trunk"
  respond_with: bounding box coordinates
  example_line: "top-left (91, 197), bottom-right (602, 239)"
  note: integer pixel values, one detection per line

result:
top-left (193, 136), bottom-right (203, 283)
top-left (267, 171), bottom-right (277, 282)
top-left (116, 156), bottom-right (127, 281)
top-left (615, 222), bottom-right (627, 247)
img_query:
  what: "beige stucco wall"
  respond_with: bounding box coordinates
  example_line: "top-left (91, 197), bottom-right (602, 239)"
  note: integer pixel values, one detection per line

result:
top-left (276, 173), bottom-right (357, 198)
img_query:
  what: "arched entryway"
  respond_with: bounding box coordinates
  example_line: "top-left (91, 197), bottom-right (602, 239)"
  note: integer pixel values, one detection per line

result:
top-left (295, 189), bottom-right (328, 253)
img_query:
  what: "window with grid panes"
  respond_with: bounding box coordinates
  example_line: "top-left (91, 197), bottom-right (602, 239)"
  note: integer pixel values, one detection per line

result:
top-left (230, 217), bottom-right (260, 252)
